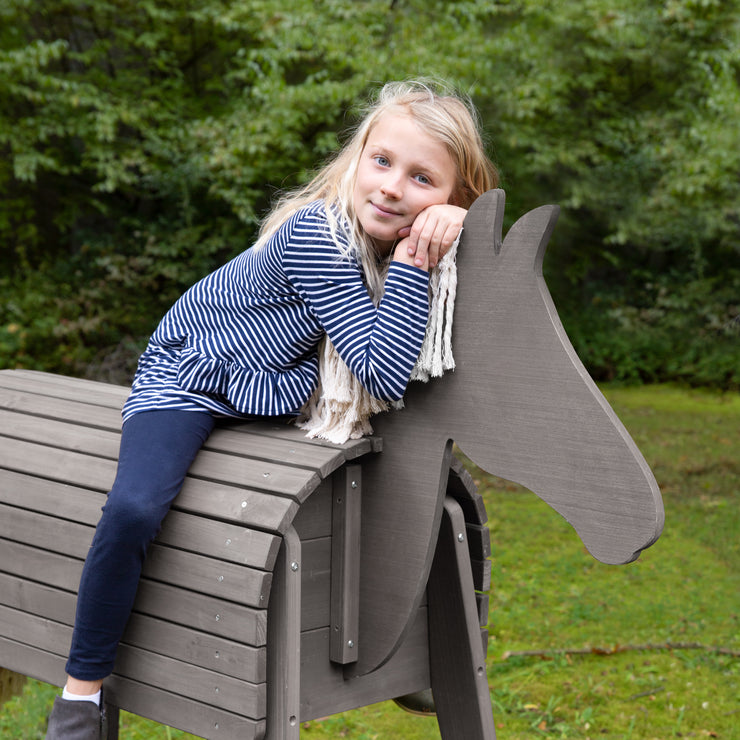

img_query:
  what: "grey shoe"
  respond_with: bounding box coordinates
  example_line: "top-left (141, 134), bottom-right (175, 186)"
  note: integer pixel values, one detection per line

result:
top-left (45, 695), bottom-right (107, 740)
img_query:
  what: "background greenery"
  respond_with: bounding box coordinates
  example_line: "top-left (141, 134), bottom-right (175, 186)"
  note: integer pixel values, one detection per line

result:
top-left (1, 0), bottom-right (738, 387)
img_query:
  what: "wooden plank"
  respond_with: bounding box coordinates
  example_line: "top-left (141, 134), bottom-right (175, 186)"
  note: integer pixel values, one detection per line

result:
top-left (189, 448), bottom-right (321, 503)
top-left (476, 594), bottom-right (490, 630)
top-left (0, 588), bottom-right (265, 682)
top-left (0, 503), bottom-right (94, 558)
top-left (122, 614), bottom-right (266, 683)
top-left (0, 409), bottom-right (121, 458)
top-left (175, 476), bottom-right (298, 534)
top-left (470, 558), bottom-right (492, 593)
top-left (239, 419), bottom-right (381, 458)
top-left (0, 436), bottom-right (116, 491)
top-left (157, 509), bottom-right (282, 570)
top-left (143, 544), bottom-right (272, 607)
top-left (465, 523), bottom-right (492, 561)
top-left (297, 537), bottom-right (331, 632)
top-left (0, 503), bottom-right (279, 575)
top-left (104, 675), bottom-right (266, 740)
top-left (207, 426), bottom-right (353, 479)
top-left (0, 470), bottom-right (105, 526)
top-left (0, 572), bottom-right (77, 624)
top-left (0, 635), bottom-right (67, 688)
top-left (0, 633), bottom-right (267, 740)
top-left (0, 468), bottom-right (296, 536)
top-left (291, 478), bottom-right (332, 540)
top-left (0, 370), bottom-right (128, 407)
top-left (427, 498), bottom-right (495, 740)
top-left (298, 608), bottom-right (431, 722)
top-left (132, 580), bottom-right (268, 647)
top-left (0, 541), bottom-right (270, 645)
top-left (0, 390), bottom-right (123, 430)
top-left (113, 644), bottom-right (266, 718)
top-left (0, 539), bottom-right (83, 593)
top-left (265, 527), bottom-right (302, 740)
top-left (330, 465), bottom-right (361, 664)
top-left (0, 604), bottom-right (70, 657)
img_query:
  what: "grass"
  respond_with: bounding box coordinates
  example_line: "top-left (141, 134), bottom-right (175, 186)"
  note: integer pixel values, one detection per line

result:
top-left (1, 384), bottom-right (738, 739)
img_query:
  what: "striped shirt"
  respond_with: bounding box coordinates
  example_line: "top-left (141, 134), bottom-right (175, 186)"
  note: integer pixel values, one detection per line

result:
top-left (122, 200), bottom-right (431, 422)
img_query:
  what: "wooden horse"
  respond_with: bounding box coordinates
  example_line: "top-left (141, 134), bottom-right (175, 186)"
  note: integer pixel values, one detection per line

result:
top-left (350, 188), bottom-right (664, 735)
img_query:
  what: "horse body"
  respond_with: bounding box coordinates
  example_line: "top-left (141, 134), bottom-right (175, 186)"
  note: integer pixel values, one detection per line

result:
top-left (352, 189), bottom-right (664, 677)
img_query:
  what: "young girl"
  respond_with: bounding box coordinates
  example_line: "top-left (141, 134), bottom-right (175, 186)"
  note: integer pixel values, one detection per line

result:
top-left (45, 79), bottom-right (498, 739)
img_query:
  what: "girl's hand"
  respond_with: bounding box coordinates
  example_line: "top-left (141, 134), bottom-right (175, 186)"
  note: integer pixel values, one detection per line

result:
top-left (398, 204), bottom-right (466, 269)
top-left (392, 237), bottom-right (428, 271)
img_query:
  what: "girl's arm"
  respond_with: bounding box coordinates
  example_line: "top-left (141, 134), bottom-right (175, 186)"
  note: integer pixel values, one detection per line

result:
top-left (401, 204), bottom-right (467, 269)
top-left (283, 208), bottom-right (430, 403)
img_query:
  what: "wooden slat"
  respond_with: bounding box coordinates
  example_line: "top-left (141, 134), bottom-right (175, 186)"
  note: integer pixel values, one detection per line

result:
top-left (0, 503), bottom-right (279, 574)
top-left (0, 539), bottom-right (82, 593)
top-left (470, 558), bottom-right (492, 593)
top-left (0, 503), bottom-right (94, 558)
top-left (0, 572), bottom-right (77, 625)
top-left (0, 409), bottom-right (121, 457)
top-left (122, 614), bottom-right (266, 683)
top-left (0, 390), bottom-right (123, 430)
top-left (105, 674), bottom-right (265, 740)
top-left (0, 584), bottom-right (265, 682)
top-left (330, 465), bottom-right (361, 664)
top-left (297, 537), bottom-right (331, 632)
top-left (240, 419), bottom-right (381, 457)
top-left (0, 470), bottom-right (105, 526)
top-left (0, 604), bottom-right (70, 658)
top-left (208, 426), bottom-right (353, 479)
top-left (131, 581), bottom-right (268, 647)
top-left (143, 544), bottom-right (272, 607)
top-left (0, 540), bottom-right (271, 636)
top-left (0, 468), bottom-right (297, 536)
top-left (175, 476), bottom-right (298, 534)
top-left (189, 448), bottom-right (321, 503)
top-left (0, 436), bottom-right (116, 491)
top-left (291, 478), bottom-right (333, 540)
top-left (156, 509), bottom-right (282, 570)
top-left (265, 527), bottom-right (302, 739)
top-left (465, 522), bottom-right (492, 561)
top-left (114, 645), bottom-right (266, 718)
top-left (298, 609), bottom-right (431, 722)
top-left (0, 370), bottom-right (128, 407)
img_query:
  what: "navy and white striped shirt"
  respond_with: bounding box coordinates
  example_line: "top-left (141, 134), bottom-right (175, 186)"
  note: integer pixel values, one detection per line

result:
top-left (122, 200), bottom-right (430, 422)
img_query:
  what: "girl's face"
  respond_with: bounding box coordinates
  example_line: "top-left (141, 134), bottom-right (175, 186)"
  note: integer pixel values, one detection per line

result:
top-left (353, 113), bottom-right (458, 256)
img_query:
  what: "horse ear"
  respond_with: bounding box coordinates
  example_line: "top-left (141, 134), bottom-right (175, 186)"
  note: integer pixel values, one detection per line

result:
top-left (500, 203), bottom-right (561, 274)
top-left (464, 188), bottom-right (506, 255)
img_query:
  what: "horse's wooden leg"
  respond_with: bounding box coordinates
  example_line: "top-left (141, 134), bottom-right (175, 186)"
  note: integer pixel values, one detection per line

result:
top-left (265, 527), bottom-right (302, 740)
top-left (428, 497), bottom-right (496, 740)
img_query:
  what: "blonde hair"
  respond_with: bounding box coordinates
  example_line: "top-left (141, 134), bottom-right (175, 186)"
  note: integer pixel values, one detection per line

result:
top-left (255, 79), bottom-right (498, 296)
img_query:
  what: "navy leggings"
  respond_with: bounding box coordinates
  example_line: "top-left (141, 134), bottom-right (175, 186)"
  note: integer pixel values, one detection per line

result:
top-left (66, 409), bottom-right (215, 680)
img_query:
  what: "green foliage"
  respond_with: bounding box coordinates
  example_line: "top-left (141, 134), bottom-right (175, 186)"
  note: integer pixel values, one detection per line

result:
top-left (0, 0), bottom-right (738, 385)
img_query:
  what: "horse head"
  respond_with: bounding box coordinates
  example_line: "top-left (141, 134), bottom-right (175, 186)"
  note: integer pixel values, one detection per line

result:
top-left (352, 189), bottom-right (664, 677)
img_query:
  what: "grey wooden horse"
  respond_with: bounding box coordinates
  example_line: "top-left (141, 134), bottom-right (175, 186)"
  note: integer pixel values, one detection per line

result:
top-left (353, 189), bottom-right (664, 685)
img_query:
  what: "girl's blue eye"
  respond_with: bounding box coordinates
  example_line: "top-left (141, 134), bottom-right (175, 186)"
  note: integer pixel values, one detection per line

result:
top-left (415, 174), bottom-right (431, 185)
top-left (374, 155), bottom-right (390, 167)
